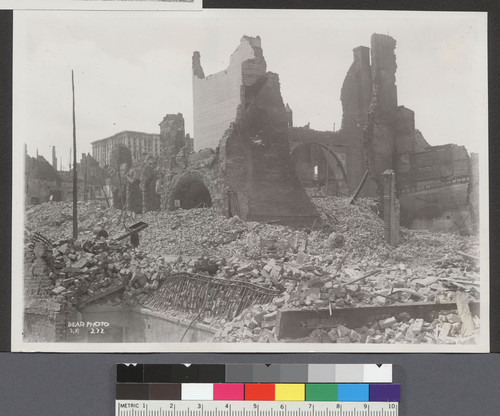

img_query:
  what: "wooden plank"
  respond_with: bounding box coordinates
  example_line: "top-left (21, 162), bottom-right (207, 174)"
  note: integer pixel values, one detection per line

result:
top-left (76, 283), bottom-right (126, 309)
top-left (349, 169), bottom-right (370, 205)
top-left (277, 300), bottom-right (480, 340)
top-left (457, 251), bottom-right (479, 262)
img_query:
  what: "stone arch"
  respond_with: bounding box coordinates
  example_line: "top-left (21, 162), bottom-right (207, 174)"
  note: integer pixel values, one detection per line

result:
top-left (291, 142), bottom-right (348, 195)
top-left (167, 170), bottom-right (214, 210)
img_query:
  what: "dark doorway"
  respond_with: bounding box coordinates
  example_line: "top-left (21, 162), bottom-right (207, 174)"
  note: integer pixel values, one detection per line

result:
top-left (172, 179), bottom-right (212, 209)
top-left (291, 143), bottom-right (344, 195)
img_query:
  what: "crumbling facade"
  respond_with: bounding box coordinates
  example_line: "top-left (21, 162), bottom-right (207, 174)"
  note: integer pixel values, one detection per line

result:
top-left (398, 144), bottom-right (476, 232)
top-left (25, 153), bottom-right (59, 205)
top-left (25, 149), bottom-right (107, 205)
top-left (159, 113), bottom-right (192, 163)
top-left (92, 113), bottom-right (192, 214)
top-left (289, 33), bottom-right (477, 233)
top-left (85, 33), bottom-right (476, 233)
top-left (192, 36), bottom-right (267, 151)
top-left (117, 36), bottom-right (318, 224)
top-left (189, 36), bottom-right (319, 225)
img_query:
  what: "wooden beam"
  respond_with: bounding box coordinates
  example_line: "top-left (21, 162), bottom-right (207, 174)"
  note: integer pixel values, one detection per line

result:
top-left (76, 283), bottom-right (126, 309)
top-left (349, 169), bottom-right (370, 205)
top-left (277, 300), bottom-right (480, 340)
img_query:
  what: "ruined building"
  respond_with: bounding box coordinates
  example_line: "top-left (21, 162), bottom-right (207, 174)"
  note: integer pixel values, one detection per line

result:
top-left (189, 36), bottom-right (319, 225)
top-left (289, 33), bottom-right (478, 233)
top-left (25, 148), bottom-right (107, 205)
top-left (159, 113), bottom-right (193, 164)
top-left (87, 34), bottom-right (477, 233)
top-left (92, 113), bottom-right (194, 214)
top-left (25, 152), bottom-right (59, 205)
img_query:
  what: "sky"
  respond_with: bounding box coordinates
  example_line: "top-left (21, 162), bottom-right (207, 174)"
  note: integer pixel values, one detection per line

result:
top-left (13, 9), bottom-right (488, 168)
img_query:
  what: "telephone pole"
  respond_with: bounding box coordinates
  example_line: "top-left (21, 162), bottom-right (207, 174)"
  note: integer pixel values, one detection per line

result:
top-left (72, 70), bottom-right (78, 239)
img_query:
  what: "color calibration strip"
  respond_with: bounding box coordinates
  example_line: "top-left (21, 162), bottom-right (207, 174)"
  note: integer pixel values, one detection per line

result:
top-left (116, 383), bottom-right (400, 402)
top-left (117, 364), bottom-right (392, 383)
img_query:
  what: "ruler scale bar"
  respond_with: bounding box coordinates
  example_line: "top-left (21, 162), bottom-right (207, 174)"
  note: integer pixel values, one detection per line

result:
top-left (116, 401), bottom-right (398, 416)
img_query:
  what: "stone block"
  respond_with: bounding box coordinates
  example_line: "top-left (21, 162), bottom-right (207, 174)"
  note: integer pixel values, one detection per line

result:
top-left (51, 286), bottom-right (66, 294)
top-left (336, 324), bottom-right (350, 338)
top-left (263, 311), bottom-right (277, 321)
top-left (327, 329), bottom-right (338, 342)
top-left (349, 330), bottom-right (362, 343)
top-left (446, 313), bottom-right (462, 324)
top-left (379, 317), bottom-right (397, 330)
top-left (261, 320), bottom-right (276, 329)
top-left (439, 322), bottom-right (452, 339)
top-left (411, 318), bottom-right (424, 334)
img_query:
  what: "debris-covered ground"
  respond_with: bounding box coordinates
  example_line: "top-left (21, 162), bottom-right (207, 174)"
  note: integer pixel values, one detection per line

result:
top-left (24, 195), bottom-right (481, 344)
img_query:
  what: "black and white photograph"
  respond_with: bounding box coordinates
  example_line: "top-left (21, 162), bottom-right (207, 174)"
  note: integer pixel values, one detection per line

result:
top-left (12, 9), bottom-right (489, 352)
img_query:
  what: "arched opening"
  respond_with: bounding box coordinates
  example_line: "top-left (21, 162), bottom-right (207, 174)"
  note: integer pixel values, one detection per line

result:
top-left (291, 143), bottom-right (348, 196)
top-left (172, 178), bottom-right (212, 209)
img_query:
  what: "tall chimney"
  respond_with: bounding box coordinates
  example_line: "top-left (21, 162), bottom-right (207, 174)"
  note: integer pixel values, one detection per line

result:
top-left (52, 146), bottom-right (57, 170)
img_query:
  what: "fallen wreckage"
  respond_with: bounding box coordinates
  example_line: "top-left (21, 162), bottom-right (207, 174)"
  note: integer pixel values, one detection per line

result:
top-left (24, 198), bottom-right (481, 344)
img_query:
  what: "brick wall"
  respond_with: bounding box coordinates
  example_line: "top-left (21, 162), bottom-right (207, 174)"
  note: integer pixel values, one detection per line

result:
top-left (193, 36), bottom-right (267, 151)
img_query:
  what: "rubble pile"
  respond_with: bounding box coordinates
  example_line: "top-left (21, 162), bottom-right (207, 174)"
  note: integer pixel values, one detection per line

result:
top-left (212, 196), bottom-right (480, 344)
top-left (300, 311), bottom-right (480, 345)
top-left (25, 201), bottom-right (125, 241)
top-left (139, 209), bottom-right (249, 256)
top-left (310, 196), bottom-right (385, 256)
top-left (215, 294), bottom-right (480, 345)
top-left (25, 197), bottom-right (481, 344)
top-left (26, 234), bottom-right (171, 309)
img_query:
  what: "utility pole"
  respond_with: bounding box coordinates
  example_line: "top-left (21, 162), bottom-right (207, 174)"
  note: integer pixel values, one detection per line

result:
top-left (83, 154), bottom-right (88, 201)
top-left (72, 70), bottom-right (78, 239)
top-left (325, 158), bottom-right (329, 195)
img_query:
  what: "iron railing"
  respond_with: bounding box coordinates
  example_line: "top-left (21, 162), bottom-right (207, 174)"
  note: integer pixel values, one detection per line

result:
top-left (142, 272), bottom-right (282, 322)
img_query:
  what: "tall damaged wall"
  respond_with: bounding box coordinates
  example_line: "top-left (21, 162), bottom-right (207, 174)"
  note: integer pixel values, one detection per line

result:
top-left (370, 34), bottom-right (398, 117)
top-left (337, 33), bottom-right (475, 233)
top-left (340, 46), bottom-right (372, 133)
top-left (190, 36), bottom-right (318, 226)
top-left (365, 33), bottom-right (398, 197)
top-left (192, 36), bottom-right (267, 151)
top-left (394, 106), bottom-right (431, 187)
top-left (398, 144), bottom-right (473, 233)
top-left (159, 113), bottom-right (186, 161)
top-left (219, 72), bottom-right (319, 226)
top-left (338, 35), bottom-right (403, 200)
top-left (339, 35), bottom-right (432, 199)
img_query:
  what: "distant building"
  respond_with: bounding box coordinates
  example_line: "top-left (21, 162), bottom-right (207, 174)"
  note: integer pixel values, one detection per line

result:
top-left (91, 131), bottom-right (161, 167)
top-left (59, 153), bottom-right (108, 203)
top-left (25, 146), bottom-right (108, 205)
top-left (25, 153), bottom-right (59, 205)
top-left (91, 114), bottom-right (191, 168)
